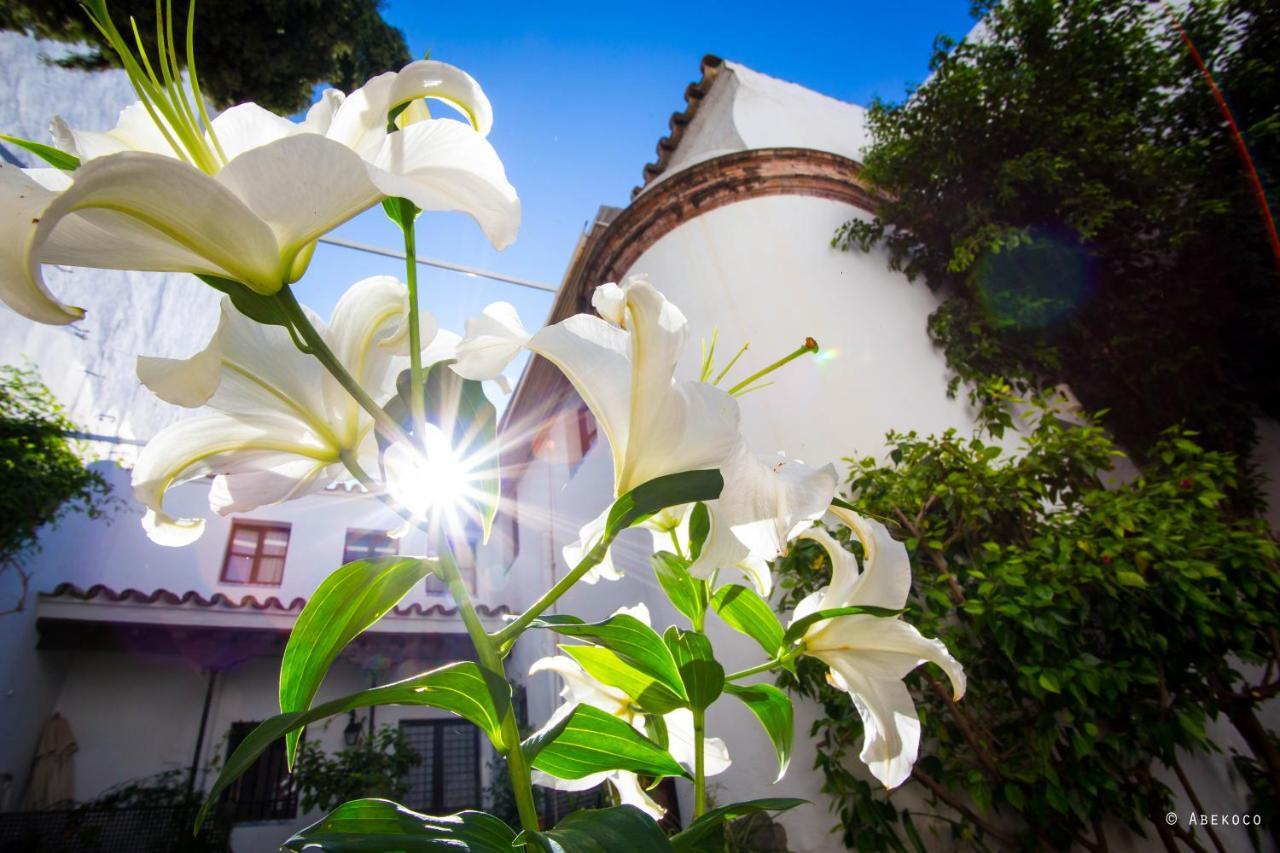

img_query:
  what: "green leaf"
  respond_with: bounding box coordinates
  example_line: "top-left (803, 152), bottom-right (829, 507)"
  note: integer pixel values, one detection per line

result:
top-left (280, 557), bottom-right (432, 765)
top-left (781, 605), bottom-right (902, 646)
top-left (560, 645), bottom-right (687, 714)
top-left (724, 683), bottom-right (793, 781)
top-left (687, 501), bottom-right (711, 560)
top-left (282, 799), bottom-right (515, 851)
top-left (669, 798), bottom-right (806, 852)
top-left (0, 134), bottom-right (80, 170)
top-left (1115, 571), bottom-right (1146, 588)
top-left (532, 613), bottom-right (688, 705)
top-left (197, 274), bottom-right (293, 327)
top-left (525, 704), bottom-right (686, 782)
top-left (196, 662), bottom-right (509, 831)
top-left (605, 469), bottom-right (724, 539)
top-left (650, 551), bottom-right (705, 623)
top-left (381, 196), bottom-right (419, 229)
top-left (514, 805), bottom-right (671, 853)
top-left (663, 628), bottom-right (724, 711)
top-left (710, 584), bottom-right (784, 658)
top-left (1038, 672), bottom-right (1061, 693)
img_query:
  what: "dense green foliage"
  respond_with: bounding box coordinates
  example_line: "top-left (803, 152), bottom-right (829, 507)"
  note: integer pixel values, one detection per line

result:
top-left (777, 394), bottom-right (1280, 850)
top-left (837, 0), bottom-right (1280, 465)
top-left (0, 0), bottom-right (410, 113)
top-left (292, 724), bottom-right (421, 813)
top-left (0, 365), bottom-right (112, 614)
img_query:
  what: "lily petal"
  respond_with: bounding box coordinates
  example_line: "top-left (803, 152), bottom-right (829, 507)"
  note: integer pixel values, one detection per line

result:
top-left (33, 152), bottom-right (282, 290)
top-left (216, 134), bottom-right (383, 279)
top-left (387, 60), bottom-right (494, 136)
top-left (131, 412), bottom-right (335, 546)
top-left (825, 506), bottom-right (912, 611)
top-left (208, 458), bottom-right (333, 515)
top-left (136, 333), bottom-right (223, 408)
top-left (563, 508), bottom-right (623, 583)
top-left (208, 102), bottom-right (302, 161)
top-left (529, 656), bottom-right (632, 719)
top-left (720, 444), bottom-right (837, 563)
top-left (51, 101), bottom-right (178, 161)
top-left (808, 618), bottom-right (966, 701)
top-left (369, 118), bottom-right (520, 250)
top-left (608, 771), bottom-right (666, 819)
top-left (302, 89), bottom-right (346, 135)
top-left (0, 165), bottom-right (83, 324)
top-left (451, 301), bottom-right (530, 380)
top-left (665, 708), bottom-right (731, 776)
top-left (822, 656), bottom-right (922, 789)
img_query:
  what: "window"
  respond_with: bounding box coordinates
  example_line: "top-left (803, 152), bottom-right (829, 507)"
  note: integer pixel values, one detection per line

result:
top-left (343, 528), bottom-right (399, 564)
top-left (220, 521), bottom-right (291, 585)
top-left (399, 720), bottom-right (480, 813)
top-left (222, 721), bottom-right (298, 822)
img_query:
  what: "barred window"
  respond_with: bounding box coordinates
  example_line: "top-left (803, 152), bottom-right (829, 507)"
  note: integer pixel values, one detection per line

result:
top-left (222, 721), bottom-right (298, 822)
top-left (398, 720), bottom-right (480, 813)
top-left (220, 521), bottom-right (290, 585)
top-left (342, 528), bottom-right (399, 564)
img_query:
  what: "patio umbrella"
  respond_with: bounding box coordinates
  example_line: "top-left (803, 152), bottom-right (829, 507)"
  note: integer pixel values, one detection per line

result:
top-left (22, 712), bottom-right (77, 809)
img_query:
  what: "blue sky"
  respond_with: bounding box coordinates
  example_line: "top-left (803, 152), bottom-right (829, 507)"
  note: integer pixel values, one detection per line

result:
top-left (302, 1), bottom-right (976, 336)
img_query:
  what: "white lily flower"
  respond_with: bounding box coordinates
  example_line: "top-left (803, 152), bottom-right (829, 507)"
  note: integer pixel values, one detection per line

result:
top-left (131, 276), bottom-right (435, 546)
top-left (453, 278), bottom-right (741, 582)
top-left (529, 604), bottom-right (731, 818)
top-left (792, 506), bottom-right (966, 789)
top-left (2, 58), bottom-right (517, 326)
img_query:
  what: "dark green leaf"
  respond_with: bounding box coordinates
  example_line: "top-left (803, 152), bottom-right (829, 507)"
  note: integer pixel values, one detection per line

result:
top-left (650, 551), bottom-right (705, 625)
top-left (532, 613), bottom-right (687, 704)
top-left (197, 274), bottom-right (292, 327)
top-left (560, 645), bottom-right (686, 714)
top-left (710, 584), bottom-right (785, 658)
top-left (724, 683), bottom-right (793, 781)
top-left (902, 809), bottom-right (928, 853)
top-left (663, 628), bottom-right (724, 711)
top-left (526, 704), bottom-right (686, 782)
top-left (0, 134), bottom-right (80, 170)
top-left (670, 798), bottom-right (806, 852)
top-left (782, 605), bottom-right (902, 646)
top-left (197, 663), bottom-right (509, 831)
top-left (282, 798), bottom-right (515, 851)
top-left (687, 502), bottom-right (711, 560)
top-left (514, 805), bottom-right (671, 853)
top-left (280, 557), bottom-right (432, 765)
top-left (605, 469), bottom-right (724, 539)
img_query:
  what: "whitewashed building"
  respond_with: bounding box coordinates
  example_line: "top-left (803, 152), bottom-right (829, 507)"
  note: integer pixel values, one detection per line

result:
top-left (2, 30), bottom-right (1276, 853)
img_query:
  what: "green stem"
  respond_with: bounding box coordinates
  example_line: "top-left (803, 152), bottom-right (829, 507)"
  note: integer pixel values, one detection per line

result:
top-left (400, 210), bottom-right (428, 445)
top-left (438, 545), bottom-right (541, 837)
top-left (274, 287), bottom-right (412, 448)
top-left (726, 658), bottom-right (784, 682)
top-left (493, 537), bottom-right (612, 653)
top-left (692, 707), bottom-right (707, 818)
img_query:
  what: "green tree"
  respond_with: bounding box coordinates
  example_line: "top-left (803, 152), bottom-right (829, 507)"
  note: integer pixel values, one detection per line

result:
top-left (837, 0), bottom-right (1280, 469)
top-left (0, 0), bottom-right (410, 114)
top-left (0, 365), bottom-right (113, 615)
top-left (292, 723), bottom-right (421, 813)
top-left (777, 392), bottom-right (1280, 851)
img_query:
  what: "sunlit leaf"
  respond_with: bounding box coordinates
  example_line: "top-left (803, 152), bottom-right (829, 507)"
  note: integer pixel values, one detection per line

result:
top-left (781, 605), bottom-right (902, 646)
top-left (663, 628), bottom-right (723, 711)
top-left (525, 704), bottom-right (686, 782)
top-left (280, 556), bottom-right (431, 765)
top-left (650, 551), bottom-right (706, 624)
top-left (0, 134), bottom-right (80, 170)
top-left (710, 584), bottom-right (784, 658)
top-left (605, 469), bottom-right (724, 538)
top-left (533, 613), bottom-right (687, 705)
top-left (282, 798), bottom-right (515, 851)
top-left (514, 805), bottom-right (671, 853)
top-left (669, 798), bottom-right (806, 852)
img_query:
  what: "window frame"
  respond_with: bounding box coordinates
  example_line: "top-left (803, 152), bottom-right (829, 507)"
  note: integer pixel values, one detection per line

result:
top-left (219, 519), bottom-right (292, 586)
top-left (221, 720), bottom-right (300, 822)
top-left (398, 719), bottom-right (481, 813)
top-left (342, 527), bottom-right (400, 564)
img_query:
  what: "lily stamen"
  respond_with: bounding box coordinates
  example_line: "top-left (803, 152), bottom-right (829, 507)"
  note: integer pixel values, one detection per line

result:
top-left (726, 337), bottom-right (820, 396)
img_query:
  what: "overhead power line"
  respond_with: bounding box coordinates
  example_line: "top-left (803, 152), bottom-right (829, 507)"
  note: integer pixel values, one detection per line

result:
top-left (317, 236), bottom-right (557, 293)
